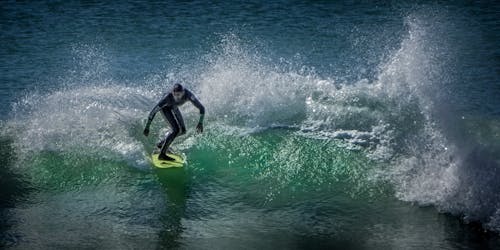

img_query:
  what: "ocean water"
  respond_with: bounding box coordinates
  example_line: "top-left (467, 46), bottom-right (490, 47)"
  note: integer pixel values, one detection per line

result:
top-left (1, 1), bottom-right (500, 249)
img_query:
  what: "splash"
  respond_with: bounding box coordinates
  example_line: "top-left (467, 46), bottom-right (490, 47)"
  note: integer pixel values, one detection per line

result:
top-left (7, 85), bottom-right (154, 167)
top-left (373, 12), bottom-right (500, 233)
top-left (196, 35), bottom-right (309, 127)
top-left (195, 35), bottom-right (393, 156)
top-left (192, 13), bottom-right (500, 232)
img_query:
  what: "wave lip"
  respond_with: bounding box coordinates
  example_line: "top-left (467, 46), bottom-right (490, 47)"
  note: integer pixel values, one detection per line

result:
top-left (373, 11), bottom-right (500, 233)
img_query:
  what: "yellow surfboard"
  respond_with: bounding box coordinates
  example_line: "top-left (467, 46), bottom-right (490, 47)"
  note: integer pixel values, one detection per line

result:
top-left (151, 151), bottom-right (186, 168)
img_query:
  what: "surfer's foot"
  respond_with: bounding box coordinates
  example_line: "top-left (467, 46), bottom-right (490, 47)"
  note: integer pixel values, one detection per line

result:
top-left (158, 153), bottom-right (175, 161)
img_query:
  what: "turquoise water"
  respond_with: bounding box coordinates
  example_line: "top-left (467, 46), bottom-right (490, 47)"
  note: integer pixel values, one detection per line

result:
top-left (1, 1), bottom-right (500, 249)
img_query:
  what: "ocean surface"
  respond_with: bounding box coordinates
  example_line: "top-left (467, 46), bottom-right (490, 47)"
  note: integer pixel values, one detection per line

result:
top-left (1, 1), bottom-right (500, 249)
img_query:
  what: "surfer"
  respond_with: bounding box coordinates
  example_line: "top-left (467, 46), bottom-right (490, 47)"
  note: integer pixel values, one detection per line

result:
top-left (143, 83), bottom-right (205, 161)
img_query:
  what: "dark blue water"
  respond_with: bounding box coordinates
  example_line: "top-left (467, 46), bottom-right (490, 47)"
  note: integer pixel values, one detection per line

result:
top-left (1, 1), bottom-right (500, 249)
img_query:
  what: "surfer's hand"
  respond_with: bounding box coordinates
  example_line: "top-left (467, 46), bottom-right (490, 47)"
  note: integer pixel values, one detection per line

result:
top-left (196, 123), bottom-right (203, 133)
top-left (143, 127), bottom-right (150, 137)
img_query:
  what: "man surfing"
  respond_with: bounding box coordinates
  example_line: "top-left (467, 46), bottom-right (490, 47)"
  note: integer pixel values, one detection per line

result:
top-left (143, 83), bottom-right (205, 161)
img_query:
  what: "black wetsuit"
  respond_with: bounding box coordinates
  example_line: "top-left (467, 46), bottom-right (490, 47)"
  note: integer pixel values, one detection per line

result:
top-left (147, 89), bottom-right (205, 155)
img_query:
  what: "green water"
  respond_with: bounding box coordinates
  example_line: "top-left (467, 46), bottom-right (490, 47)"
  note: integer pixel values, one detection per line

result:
top-left (1, 127), bottom-right (497, 249)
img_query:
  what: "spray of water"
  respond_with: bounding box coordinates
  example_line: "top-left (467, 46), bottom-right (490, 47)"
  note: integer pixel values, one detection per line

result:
top-left (191, 13), bottom-right (500, 232)
top-left (373, 13), bottom-right (500, 232)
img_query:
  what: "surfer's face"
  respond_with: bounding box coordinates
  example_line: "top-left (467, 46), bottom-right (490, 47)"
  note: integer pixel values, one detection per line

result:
top-left (173, 90), bottom-right (184, 101)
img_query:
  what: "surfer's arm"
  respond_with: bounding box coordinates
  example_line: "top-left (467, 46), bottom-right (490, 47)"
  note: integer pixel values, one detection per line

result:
top-left (147, 94), bottom-right (171, 123)
top-left (144, 95), bottom-right (169, 136)
top-left (187, 92), bottom-right (205, 120)
top-left (147, 105), bottom-right (161, 124)
top-left (143, 105), bottom-right (160, 137)
top-left (187, 91), bottom-right (205, 133)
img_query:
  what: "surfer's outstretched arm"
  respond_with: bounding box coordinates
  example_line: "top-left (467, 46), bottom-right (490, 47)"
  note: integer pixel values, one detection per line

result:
top-left (187, 91), bottom-right (205, 133)
top-left (144, 95), bottom-right (169, 136)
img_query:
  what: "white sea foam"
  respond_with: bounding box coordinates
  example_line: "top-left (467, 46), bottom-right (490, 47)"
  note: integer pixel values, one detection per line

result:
top-left (372, 13), bottom-right (500, 232)
top-left (191, 18), bottom-right (500, 232)
top-left (8, 85), bottom-right (153, 168)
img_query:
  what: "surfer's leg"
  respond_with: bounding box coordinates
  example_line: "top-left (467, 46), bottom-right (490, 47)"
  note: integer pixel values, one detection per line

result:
top-left (156, 139), bottom-right (165, 149)
top-left (159, 108), bottom-right (181, 160)
top-left (156, 138), bottom-right (172, 151)
top-left (172, 107), bottom-right (186, 135)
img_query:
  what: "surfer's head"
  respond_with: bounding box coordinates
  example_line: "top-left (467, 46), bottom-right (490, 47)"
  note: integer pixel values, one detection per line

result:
top-left (172, 83), bottom-right (185, 101)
